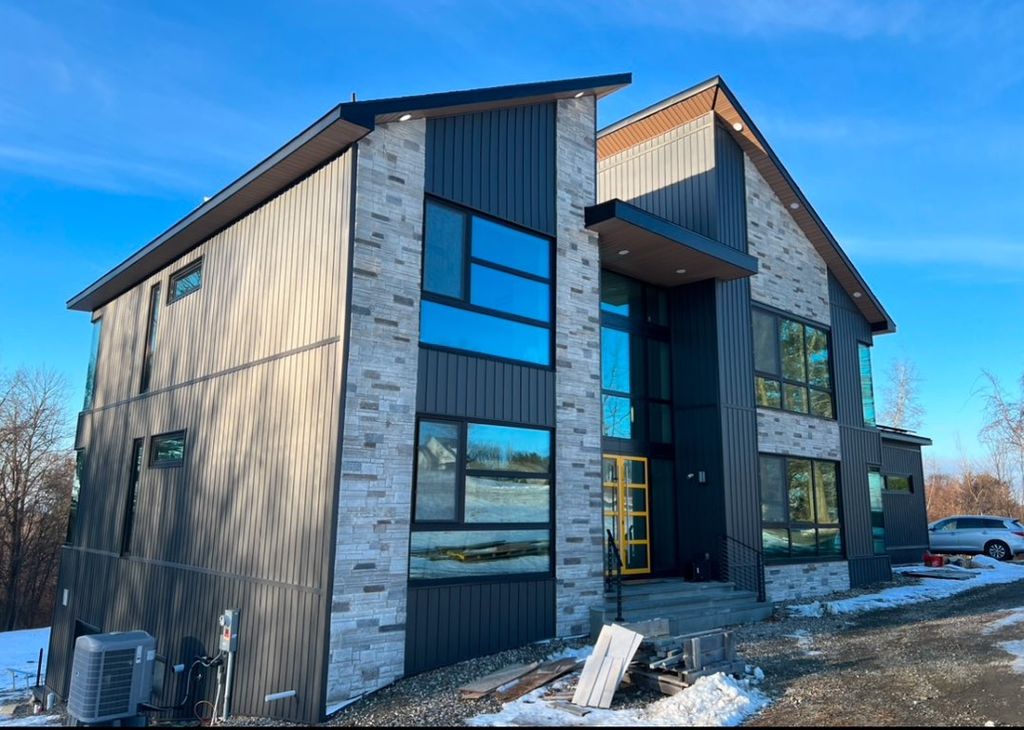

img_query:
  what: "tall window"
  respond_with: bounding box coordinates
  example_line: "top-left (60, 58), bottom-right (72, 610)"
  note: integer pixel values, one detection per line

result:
top-left (859, 343), bottom-right (876, 427)
top-left (82, 318), bottom-right (102, 410)
top-left (761, 454), bottom-right (842, 561)
top-left (121, 439), bottom-right (144, 555)
top-left (599, 271), bottom-right (671, 444)
top-left (65, 449), bottom-right (85, 544)
top-left (753, 309), bottom-right (833, 418)
top-left (868, 467), bottom-right (886, 554)
top-left (140, 283), bottom-right (161, 394)
top-left (419, 200), bottom-right (552, 366)
top-left (411, 418), bottom-right (551, 580)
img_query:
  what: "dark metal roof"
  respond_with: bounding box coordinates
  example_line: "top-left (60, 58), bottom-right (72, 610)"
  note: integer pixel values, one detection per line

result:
top-left (878, 425), bottom-right (933, 446)
top-left (68, 73), bottom-right (632, 312)
top-left (585, 198), bottom-right (758, 286)
top-left (597, 76), bottom-right (897, 335)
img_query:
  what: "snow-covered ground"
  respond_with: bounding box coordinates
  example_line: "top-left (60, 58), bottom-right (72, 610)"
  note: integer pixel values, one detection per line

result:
top-left (467, 645), bottom-right (768, 727)
top-left (789, 556), bottom-right (1024, 617)
top-left (0, 627), bottom-right (54, 727)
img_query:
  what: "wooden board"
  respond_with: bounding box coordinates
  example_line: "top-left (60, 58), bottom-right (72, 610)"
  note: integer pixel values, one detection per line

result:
top-left (903, 569), bottom-right (977, 581)
top-left (492, 659), bottom-right (582, 702)
top-left (458, 661), bottom-right (541, 699)
top-left (572, 624), bottom-right (645, 708)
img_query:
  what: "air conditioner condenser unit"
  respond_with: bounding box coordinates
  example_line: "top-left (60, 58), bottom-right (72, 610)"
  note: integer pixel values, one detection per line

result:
top-left (67, 631), bottom-right (156, 725)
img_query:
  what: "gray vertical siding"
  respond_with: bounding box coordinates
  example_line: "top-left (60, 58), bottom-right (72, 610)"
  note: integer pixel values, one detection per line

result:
top-left (425, 103), bottom-right (556, 234)
top-left (49, 150), bottom-right (354, 724)
top-left (598, 114), bottom-right (717, 238)
top-left (829, 273), bottom-right (891, 586)
top-left (417, 349), bottom-right (554, 428)
top-left (405, 578), bottom-right (555, 675)
top-left (881, 440), bottom-right (930, 564)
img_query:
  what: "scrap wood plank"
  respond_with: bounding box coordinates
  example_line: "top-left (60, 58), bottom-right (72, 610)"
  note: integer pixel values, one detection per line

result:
top-left (551, 700), bottom-right (591, 717)
top-left (458, 661), bottom-right (541, 699)
top-left (493, 658), bottom-right (582, 702)
top-left (628, 668), bottom-right (688, 697)
top-left (903, 569), bottom-right (977, 581)
top-left (572, 623), bottom-right (644, 709)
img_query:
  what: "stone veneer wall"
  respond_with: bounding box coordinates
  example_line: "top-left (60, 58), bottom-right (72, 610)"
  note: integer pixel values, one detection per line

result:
top-left (745, 155), bottom-right (830, 326)
top-left (326, 119), bottom-right (426, 706)
top-left (765, 561), bottom-right (851, 603)
top-left (757, 410), bottom-right (841, 461)
top-left (553, 95), bottom-right (606, 637)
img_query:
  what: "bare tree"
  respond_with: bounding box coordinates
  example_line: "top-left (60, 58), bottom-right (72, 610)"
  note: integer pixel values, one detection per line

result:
top-left (0, 368), bottom-right (73, 630)
top-left (879, 358), bottom-right (925, 430)
top-left (980, 370), bottom-right (1024, 500)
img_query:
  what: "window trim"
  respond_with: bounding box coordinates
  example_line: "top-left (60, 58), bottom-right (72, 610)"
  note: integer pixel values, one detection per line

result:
top-left (420, 197), bottom-right (555, 369)
top-left (760, 452), bottom-right (844, 563)
top-left (752, 305), bottom-right (835, 420)
top-left (149, 430), bottom-right (186, 468)
top-left (167, 258), bottom-right (203, 305)
top-left (410, 415), bottom-right (555, 584)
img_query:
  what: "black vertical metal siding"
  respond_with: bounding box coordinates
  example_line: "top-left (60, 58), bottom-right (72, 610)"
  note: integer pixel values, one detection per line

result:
top-left (405, 578), bottom-right (555, 675)
top-left (425, 103), bottom-right (556, 235)
top-left (597, 115), bottom-right (717, 239)
top-left (417, 349), bottom-right (554, 428)
top-left (881, 441), bottom-right (930, 564)
top-left (713, 125), bottom-right (748, 251)
top-left (830, 274), bottom-right (890, 586)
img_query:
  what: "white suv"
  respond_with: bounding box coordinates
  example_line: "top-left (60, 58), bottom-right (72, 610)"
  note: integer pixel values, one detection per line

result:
top-left (928, 515), bottom-right (1024, 561)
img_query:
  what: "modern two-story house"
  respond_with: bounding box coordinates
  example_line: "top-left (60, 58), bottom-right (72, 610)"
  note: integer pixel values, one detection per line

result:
top-left (48, 73), bottom-right (931, 723)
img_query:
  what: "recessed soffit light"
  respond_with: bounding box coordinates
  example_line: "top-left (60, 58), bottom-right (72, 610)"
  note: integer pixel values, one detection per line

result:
top-left (398, 113), bottom-right (413, 122)
top-left (574, 91), bottom-right (585, 99)
top-left (732, 122), bottom-right (744, 132)
top-left (617, 249), bottom-right (630, 256)
top-left (789, 202), bottom-right (800, 210)
top-left (675, 268), bottom-right (687, 274)
top-left (852, 291), bottom-right (863, 298)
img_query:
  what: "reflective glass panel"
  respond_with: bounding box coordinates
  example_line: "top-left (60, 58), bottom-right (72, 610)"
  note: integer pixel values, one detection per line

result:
top-left (420, 301), bottom-right (549, 365)
top-left (756, 377), bottom-right (781, 408)
top-left (783, 383), bottom-right (808, 414)
top-left (813, 461), bottom-right (839, 523)
top-left (470, 264), bottom-right (549, 322)
top-left (647, 340), bottom-right (671, 400)
top-left (753, 310), bottom-right (778, 375)
top-left (150, 432), bottom-right (185, 467)
top-left (602, 395), bottom-right (632, 439)
top-left (781, 319), bottom-right (806, 381)
top-left (859, 343), bottom-right (876, 427)
top-left (423, 202), bottom-right (465, 297)
top-left (762, 528), bottom-right (789, 559)
top-left (466, 423), bottom-right (550, 473)
top-left (464, 477), bottom-right (549, 523)
top-left (760, 456), bottom-right (787, 523)
top-left (787, 459), bottom-right (814, 522)
top-left (790, 528), bottom-right (818, 557)
top-left (601, 327), bottom-right (633, 393)
top-left (885, 475), bottom-right (911, 493)
top-left (809, 389), bottom-right (834, 418)
top-left (415, 421), bottom-right (460, 521)
top-left (805, 326), bottom-right (830, 388)
top-left (649, 403), bottom-right (672, 444)
top-left (169, 261), bottom-right (202, 303)
top-left (600, 270), bottom-right (642, 318)
top-left (817, 527), bottom-right (843, 557)
top-left (471, 217), bottom-right (549, 278)
top-left (409, 530), bottom-right (550, 579)
top-left (83, 319), bottom-right (102, 410)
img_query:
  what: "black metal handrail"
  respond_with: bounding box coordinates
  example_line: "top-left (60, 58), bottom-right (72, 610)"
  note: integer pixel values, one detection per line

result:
top-left (605, 529), bottom-right (624, 621)
top-left (720, 534), bottom-right (766, 603)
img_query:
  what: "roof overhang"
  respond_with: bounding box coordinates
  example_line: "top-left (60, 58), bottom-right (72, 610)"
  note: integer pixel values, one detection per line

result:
top-left (586, 198), bottom-right (758, 287)
top-left (597, 76), bottom-right (896, 335)
top-left (879, 427), bottom-right (933, 446)
top-left (69, 73), bottom-right (632, 312)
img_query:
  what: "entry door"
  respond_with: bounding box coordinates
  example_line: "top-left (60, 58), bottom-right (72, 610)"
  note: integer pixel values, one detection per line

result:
top-left (602, 455), bottom-right (651, 575)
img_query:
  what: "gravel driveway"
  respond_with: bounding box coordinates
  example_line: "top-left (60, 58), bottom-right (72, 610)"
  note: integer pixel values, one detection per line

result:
top-left (735, 579), bottom-right (1024, 726)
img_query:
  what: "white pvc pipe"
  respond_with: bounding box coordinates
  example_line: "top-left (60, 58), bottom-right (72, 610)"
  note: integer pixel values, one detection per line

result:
top-left (264, 690), bottom-right (297, 703)
top-left (221, 651), bottom-right (235, 722)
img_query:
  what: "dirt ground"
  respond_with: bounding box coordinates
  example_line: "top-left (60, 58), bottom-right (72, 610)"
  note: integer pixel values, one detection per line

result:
top-left (735, 579), bottom-right (1024, 726)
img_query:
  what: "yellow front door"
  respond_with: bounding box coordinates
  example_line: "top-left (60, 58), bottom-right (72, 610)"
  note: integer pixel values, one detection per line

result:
top-left (602, 455), bottom-right (651, 575)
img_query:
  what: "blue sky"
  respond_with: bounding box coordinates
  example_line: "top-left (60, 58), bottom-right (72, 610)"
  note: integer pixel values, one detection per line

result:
top-left (1, 0), bottom-right (1022, 469)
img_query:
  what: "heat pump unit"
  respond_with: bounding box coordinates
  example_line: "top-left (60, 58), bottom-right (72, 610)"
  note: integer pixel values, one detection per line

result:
top-left (67, 631), bottom-right (156, 725)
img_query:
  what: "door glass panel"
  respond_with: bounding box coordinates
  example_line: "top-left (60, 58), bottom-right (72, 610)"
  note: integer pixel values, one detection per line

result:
top-left (603, 458), bottom-right (618, 484)
top-left (628, 488), bottom-right (647, 513)
top-left (627, 543), bottom-right (649, 570)
top-left (628, 515), bottom-right (648, 541)
top-left (624, 459), bottom-right (647, 486)
top-left (603, 455), bottom-right (651, 576)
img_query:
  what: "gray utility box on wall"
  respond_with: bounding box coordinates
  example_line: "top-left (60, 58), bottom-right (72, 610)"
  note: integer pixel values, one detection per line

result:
top-left (68, 631), bottom-right (156, 725)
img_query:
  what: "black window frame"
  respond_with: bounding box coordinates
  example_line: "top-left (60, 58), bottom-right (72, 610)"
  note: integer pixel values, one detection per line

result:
top-left (760, 453), bottom-right (844, 563)
top-left (121, 438), bottom-right (145, 556)
top-left (883, 473), bottom-right (913, 493)
top-left (139, 282), bottom-right (161, 394)
top-left (410, 415), bottom-right (554, 585)
top-left (858, 341), bottom-right (877, 427)
top-left (752, 305), bottom-right (835, 420)
top-left (149, 430), bottom-right (186, 468)
top-left (167, 258), bottom-right (203, 305)
top-left (419, 197), bottom-right (555, 369)
top-left (868, 466), bottom-right (887, 555)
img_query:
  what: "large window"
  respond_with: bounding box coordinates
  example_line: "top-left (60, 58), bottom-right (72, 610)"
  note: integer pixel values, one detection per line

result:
top-left (140, 283), bottom-right (161, 394)
top-left (82, 319), bottom-right (102, 410)
top-left (868, 467), bottom-right (886, 554)
top-left (168, 259), bottom-right (203, 304)
top-left (411, 418), bottom-right (552, 580)
top-left (600, 271), bottom-right (672, 445)
top-left (859, 343), bottom-right (876, 427)
top-left (753, 309), bottom-right (833, 418)
top-left (761, 455), bottom-right (842, 561)
top-left (419, 200), bottom-right (552, 366)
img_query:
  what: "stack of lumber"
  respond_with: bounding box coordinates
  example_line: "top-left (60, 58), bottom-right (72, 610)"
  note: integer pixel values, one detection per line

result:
top-left (628, 628), bottom-right (745, 695)
top-left (571, 624), bottom-right (645, 709)
top-left (458, 658), bottom-right (581, 701)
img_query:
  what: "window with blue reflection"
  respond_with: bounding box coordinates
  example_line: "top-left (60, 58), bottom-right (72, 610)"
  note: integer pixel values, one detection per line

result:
top-left (420, 301), bottom-right (549, 366)
top-left (83, 318), bottom-right (102, 410)
top-left (467, 423), bottom-right (551, 472)
top-left (471, 216), bottom-right (549, 278)
top-left (420, 201), bottom-right (552, 365)
top-left (470, 265), bottom-right (549, 322)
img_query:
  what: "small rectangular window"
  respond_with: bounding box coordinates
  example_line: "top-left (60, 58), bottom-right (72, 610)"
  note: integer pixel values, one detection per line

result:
top-left (884, 474), bottom-right (912, 493)
top-left (150, 431), bottom-right (186, 468)
top-left (168, 259), bottom-right (203, 304)
top-left (409, 529), bottom-right (550, 580)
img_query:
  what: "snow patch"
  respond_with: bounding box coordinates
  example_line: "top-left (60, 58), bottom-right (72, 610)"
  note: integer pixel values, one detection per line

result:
top-left (467, 671), bottom-right (768, 727)
top-left (983, 607), bottom-right (1024, 636)
top-left (0, 715), bottom-right (61, 727)
top-left (998, 640), bottom-right (1024, 674)
top-left (789, 557), bottom-right (1024, 617)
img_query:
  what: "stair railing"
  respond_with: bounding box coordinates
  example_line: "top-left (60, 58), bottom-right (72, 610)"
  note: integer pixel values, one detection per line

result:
top-left (720, 534), bottom-right (766, 603)
top-left (605, 529), bottom-right (624, 622)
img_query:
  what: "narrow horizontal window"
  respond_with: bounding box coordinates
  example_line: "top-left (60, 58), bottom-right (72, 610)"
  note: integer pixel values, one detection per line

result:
top-left (466, 423), bottom-right (551, 473)
top-left (409, 529), bottom-right (550, 580)
top-left (471, 216), bottom-right (549, 278)
top-left (420, 300), bottom-right (549, 366)
top-left (464, 477), bottom-right (550, 523)
top-left (469, 264), bottom-right (549, 322)
top-left (150, 431), bottom-right (186, 468)
top-left (884, 475), bottom-right (912, 493)
top-left (168, 259), bottom-right (203, 304)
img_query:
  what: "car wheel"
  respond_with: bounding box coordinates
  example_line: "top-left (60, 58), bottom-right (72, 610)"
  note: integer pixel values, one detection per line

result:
top-left (985, 541), bottom-right (1010, 561)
